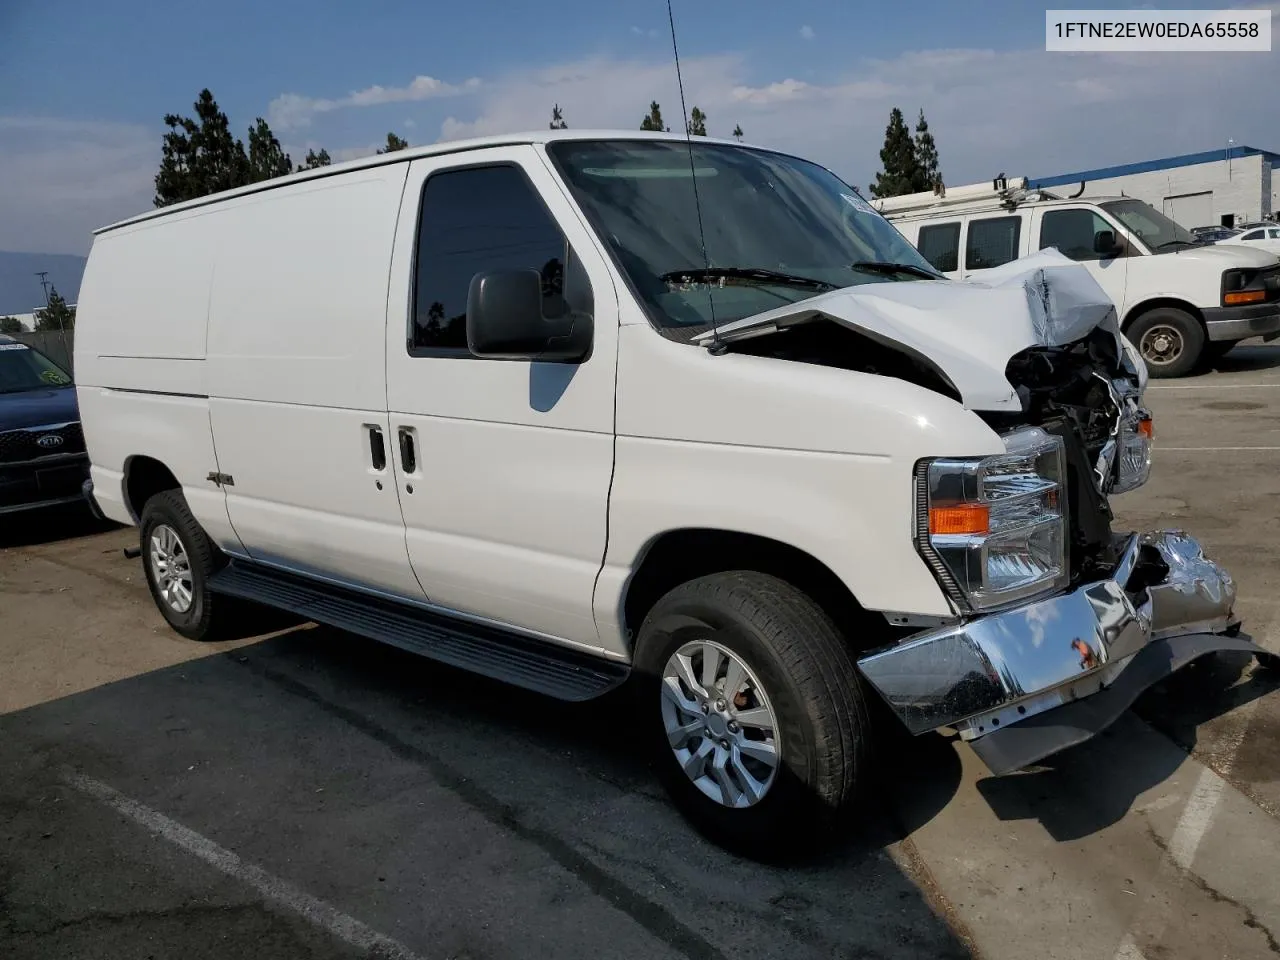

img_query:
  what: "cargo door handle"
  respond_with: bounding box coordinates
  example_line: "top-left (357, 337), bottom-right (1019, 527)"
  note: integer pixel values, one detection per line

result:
top-left (398, 427), bottom-right (417, 474)
top-left (367, 425), bottom-right (386, 471)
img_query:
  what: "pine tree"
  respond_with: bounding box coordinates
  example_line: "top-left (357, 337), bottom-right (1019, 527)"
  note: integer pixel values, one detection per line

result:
top-left (33, 287), bottom-right (75, 332)
top-left (639, 101), bottom-right (668, 132)
top-left (247, 118), bottom-right (293, 182)
top-left (298, 148), bottom-right (332, 171)
top-left (688, 107), bottom-right (707, 136)
top-left (376, 132), bottom-right (410, 154)
top-left (154, 89), bottom-right (250, 207)
top-left (868, 107), bottom-right (921, 199)
top-left (549, 104), bottom-right (568, 130)
top-left (732, 123), bottom-right (744, 141)
top-left (913, 109), bottom-right (942, 193)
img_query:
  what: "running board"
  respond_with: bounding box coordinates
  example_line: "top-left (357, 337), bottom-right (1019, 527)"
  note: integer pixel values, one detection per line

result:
top-left (208, 561), bottom-right (629, 702)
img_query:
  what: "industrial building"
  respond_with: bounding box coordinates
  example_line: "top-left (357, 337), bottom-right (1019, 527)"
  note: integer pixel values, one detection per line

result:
top-left (1029, 144), bottom-right (1277, 231)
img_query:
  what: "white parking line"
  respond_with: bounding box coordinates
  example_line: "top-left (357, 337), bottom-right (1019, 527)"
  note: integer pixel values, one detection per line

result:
top-left (1109, 622), bottom-right (1272, 960)
top-left (64, 772), bottom-right (427, 960)
top-left (1158, 446), bottom-right (1280, 452)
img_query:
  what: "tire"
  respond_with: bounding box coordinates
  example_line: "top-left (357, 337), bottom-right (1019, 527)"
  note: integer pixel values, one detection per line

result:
top-left (1127, 307), bottom-right (1205, 379)
top-left (139, 489), bottom-right (236, 641)
top-left (632, 571), bottom-right (874, 859)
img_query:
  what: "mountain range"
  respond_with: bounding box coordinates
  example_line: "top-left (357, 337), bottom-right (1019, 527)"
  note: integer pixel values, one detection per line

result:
top-left (0, 251), bottom-right (88, 316)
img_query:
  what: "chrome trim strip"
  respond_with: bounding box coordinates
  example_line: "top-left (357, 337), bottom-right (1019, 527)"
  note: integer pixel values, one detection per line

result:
top-left (218, 549), bottom-right (628, 663)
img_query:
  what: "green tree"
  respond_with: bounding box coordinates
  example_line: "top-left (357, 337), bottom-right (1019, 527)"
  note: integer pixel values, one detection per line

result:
top-left (376, 132), bottom-right (410, 154)
top-left (913, 109), bottom-right (942, 193)
top-left (154, 89), bottom-right (251, 207)
top-left (639, 101), bottom-right (668, 132)
top-left (33, 287), bottom-right (75, 332)
top-left (549, 104), bottom-right (567, 129)
top-left (298, 148), bottom-right (332, 171)
top-left (868, 107), bottom-right (921, 199)
top-left (247, 118), bottom-right (293, 182)
top-left (0, 316), bottom-right (22, 334)
top-left (688, 106), bottom-right (708, 136)
top-left (732, 123), bottom-right (744, 141)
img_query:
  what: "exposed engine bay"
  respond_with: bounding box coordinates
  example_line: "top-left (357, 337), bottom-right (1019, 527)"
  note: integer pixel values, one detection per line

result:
top-left (982, 326), bottom-right (1153, 583)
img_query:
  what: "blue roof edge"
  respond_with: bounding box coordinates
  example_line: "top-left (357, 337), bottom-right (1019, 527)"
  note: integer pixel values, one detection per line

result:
top-left (1030, 145), bottom-right (1279, 189)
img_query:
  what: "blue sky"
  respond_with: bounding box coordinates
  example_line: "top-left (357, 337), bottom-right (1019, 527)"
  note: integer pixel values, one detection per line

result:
top-left (2, 0), bottom-right (1277, 253)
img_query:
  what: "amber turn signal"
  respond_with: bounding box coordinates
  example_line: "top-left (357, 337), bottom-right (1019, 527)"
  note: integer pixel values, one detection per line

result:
top-left (1224, 289), bottom-right (1266, 306)
top-left (1138, 416), bottom-right (1154, 439)
top-left (929, 503), bottom-right (991, 536)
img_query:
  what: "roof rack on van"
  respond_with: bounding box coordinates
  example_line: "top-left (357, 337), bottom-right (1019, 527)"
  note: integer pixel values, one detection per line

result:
top-left (872, 176), bottom-right (1063, 218)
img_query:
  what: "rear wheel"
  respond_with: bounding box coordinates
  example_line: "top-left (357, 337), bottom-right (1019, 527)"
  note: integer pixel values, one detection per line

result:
top-left (633, 571), bottom-right (873, 858)
top-left (1128, 307), bottom-right (1204, 378)
top-left (139, 489), bottom-right (237, 641)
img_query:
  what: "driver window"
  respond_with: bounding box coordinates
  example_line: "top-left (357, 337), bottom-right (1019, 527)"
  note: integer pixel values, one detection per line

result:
top-left (1039, 209), bottom-right (1118, 261)
top-left (411, 164), bottom-right (579, 355)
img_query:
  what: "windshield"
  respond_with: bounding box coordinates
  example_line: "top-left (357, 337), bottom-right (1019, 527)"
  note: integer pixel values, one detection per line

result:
top-left (0, 342), bottom-right (73, 394)
top-left (546, 139), bottom-right (939, 333)
top-left (1099, 199), bottom-right (1196, 252)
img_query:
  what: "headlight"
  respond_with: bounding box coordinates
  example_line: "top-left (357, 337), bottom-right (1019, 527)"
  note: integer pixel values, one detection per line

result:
top-left (916, 426), bottom-right (1068, 612)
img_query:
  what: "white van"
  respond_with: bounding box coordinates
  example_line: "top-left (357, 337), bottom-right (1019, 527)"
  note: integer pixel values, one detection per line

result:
top-left (877, 178), bottom-right (1280, 378)
top-left (74, 131), bottom-right (1267, 854)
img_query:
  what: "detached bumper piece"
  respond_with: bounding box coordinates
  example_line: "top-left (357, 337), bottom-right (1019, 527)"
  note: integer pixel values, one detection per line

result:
top-left (856, 531), bottom-right (1269, 774)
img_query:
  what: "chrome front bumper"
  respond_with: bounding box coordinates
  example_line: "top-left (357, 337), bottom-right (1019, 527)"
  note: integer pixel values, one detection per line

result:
top-left (857, 531), bottom-right (1262, 771)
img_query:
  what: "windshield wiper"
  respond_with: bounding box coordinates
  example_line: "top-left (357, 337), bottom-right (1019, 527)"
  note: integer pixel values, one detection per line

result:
top-left (850, 260), bottom-right (943, 280)
top-left (1154, 240), bottom-right (1196, 251)
top-left (659, 266), bottom-right (839, 292)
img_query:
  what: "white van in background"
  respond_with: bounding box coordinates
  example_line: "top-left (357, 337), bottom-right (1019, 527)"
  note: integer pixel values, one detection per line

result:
top-left (74, 132), bottom-right (1265, 855)
top-left (876, 177), bottom-right (1280, 378)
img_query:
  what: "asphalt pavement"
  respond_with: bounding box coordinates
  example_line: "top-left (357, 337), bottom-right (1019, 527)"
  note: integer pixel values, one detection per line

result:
top-left (2, 342), bottom-right (1279, 960)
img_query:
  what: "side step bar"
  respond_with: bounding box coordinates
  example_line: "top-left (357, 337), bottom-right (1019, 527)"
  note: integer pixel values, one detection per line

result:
top-left (208, 561), bottom-right (630, 702)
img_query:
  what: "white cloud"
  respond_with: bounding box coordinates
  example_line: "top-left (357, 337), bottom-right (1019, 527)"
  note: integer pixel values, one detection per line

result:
top-left (404, 118), bottom-right (417, 129)
top-left (0, 117), bottom-right (154, 254)
top-left (429, 37), bottom-right (1280, 199)
top-left (800, 25), bottom-right (815, 40)
top-left (267, 75), bottom-right (481, 130)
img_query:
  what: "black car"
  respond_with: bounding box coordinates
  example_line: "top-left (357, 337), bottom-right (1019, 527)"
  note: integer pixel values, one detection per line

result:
top-left (0, 335), bottom-right (92, 516)
top-left (1189, 225), bottom-right (1242, 244)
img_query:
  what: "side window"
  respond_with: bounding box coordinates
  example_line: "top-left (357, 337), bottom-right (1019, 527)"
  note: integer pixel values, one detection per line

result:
top-left (412, 164), bottom-right (571, 353)
top-left (1039, 209), bottom-right (1115, 261)
top-left (917, 223), bottom-right (961, 272)
top-left (1240, 229), bottom-right (1265, 241)
top-left (1269, 228), bottom-right (1280, 239)
top-left (965, 216), bottom-right (1022, 270)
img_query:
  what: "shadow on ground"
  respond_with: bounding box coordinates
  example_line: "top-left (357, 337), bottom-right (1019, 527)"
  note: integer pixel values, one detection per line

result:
top-left (974, 650), bottom-right (1279, 841)
top-left (0, 623), bottom-right (974, 960)
top-left (1193, 341), bottom-right (1280, 377)
top-left (0, 502), bottom-right (120, 549)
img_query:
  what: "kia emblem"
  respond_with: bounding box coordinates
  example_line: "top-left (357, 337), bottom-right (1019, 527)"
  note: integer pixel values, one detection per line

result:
top-left (36, 434), bottom-right (64, 449)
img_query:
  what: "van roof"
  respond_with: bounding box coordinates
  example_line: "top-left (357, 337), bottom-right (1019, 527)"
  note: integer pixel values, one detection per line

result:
top-left (96, 129), bottom-right (765, 236)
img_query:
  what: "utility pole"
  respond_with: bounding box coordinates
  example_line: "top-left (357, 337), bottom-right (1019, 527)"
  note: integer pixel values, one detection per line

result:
top-left (35, 271), bottom-right (51, 306)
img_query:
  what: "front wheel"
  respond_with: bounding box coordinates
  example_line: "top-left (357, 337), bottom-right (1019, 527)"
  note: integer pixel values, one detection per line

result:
top-left (1128, 307), bottom-right (1205, 378)
top-left (633, 571), bottom-right (874, 858)
top-left (139, 489), bottom-right (238, 641)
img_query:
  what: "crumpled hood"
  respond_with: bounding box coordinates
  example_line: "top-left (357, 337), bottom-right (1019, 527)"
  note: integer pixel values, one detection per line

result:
top-left (0, 386), bottom-right (80, 432)
top-left (695, 249), bottom-right (1132, 412)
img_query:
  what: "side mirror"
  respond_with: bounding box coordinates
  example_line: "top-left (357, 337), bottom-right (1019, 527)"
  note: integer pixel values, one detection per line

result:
top-left (466, 268), bottom-right (593, 363)
top-left (1093, 229), bottom-right (1119, 256)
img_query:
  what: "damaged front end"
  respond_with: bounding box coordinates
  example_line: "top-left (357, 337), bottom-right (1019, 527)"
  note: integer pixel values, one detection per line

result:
top-left (854, 259), bottom-right (1270, 775)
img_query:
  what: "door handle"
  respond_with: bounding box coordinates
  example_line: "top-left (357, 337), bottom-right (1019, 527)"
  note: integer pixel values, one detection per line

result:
top-left (398, 427), bottom-right (417, 475)
top-left (367, 425), bottom-right (386, 471)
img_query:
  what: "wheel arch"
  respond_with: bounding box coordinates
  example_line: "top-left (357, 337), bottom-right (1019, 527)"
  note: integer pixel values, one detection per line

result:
top-left (1121, 297), bottom-right (1205, 332)
top-left (123, 454), bottom-right (182, 523)
top-left (620, 527), bottom-right (882, 654)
